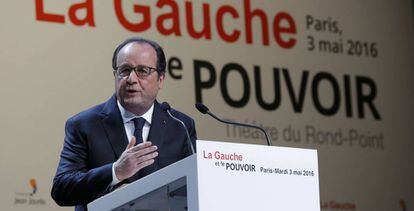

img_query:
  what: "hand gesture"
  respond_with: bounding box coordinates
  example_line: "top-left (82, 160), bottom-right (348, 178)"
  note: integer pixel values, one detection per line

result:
top-left (113, 136), bottom-right (158, 181)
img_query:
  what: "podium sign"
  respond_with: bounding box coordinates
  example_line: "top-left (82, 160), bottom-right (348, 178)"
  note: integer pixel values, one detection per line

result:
top-left (197, 140), bottom-right (320, 211)
top-left (88, 140), bottom-right (320, 211)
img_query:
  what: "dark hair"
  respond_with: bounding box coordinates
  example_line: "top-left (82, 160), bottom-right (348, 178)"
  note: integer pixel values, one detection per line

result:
top-left (112, 37), bottom-right (166, 74)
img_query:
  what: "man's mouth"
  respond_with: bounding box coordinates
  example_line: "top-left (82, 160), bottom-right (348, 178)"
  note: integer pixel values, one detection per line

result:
top-left (126, 89), bottom-right (139, 94)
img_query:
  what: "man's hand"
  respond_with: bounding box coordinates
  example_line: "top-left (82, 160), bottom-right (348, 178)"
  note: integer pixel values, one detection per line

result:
top-left (113, 136), bottom-right (158, 181)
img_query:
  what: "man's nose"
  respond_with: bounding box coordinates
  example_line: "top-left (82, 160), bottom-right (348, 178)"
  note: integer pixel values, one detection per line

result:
top-left (126, 70), bottom-right (139, 83)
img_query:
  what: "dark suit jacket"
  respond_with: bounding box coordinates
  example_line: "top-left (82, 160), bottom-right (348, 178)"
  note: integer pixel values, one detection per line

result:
top-left (51, 95), bottom-right (197, 211)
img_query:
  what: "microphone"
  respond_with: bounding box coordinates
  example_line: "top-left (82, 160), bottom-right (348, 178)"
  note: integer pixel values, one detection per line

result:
top-left (161, 102), bottom-right (195, 154)
top-left (195, 103), bottom-right (272, 146)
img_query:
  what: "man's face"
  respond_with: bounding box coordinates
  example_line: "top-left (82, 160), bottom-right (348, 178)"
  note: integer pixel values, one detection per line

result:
top-left (114, 42), bottom-right (165, 115)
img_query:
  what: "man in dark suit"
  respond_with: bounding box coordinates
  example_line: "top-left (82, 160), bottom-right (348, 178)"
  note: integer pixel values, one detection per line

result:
top-left (51, 37), bottom-right (197, 211)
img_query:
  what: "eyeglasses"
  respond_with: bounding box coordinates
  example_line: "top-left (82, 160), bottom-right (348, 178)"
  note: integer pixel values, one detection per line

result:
top-left (114, 65), bottom-right (159, 79)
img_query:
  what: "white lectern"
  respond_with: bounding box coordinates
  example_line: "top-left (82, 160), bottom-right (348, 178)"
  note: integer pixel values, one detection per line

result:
top-left (88, 140), bottom-right (320, 211)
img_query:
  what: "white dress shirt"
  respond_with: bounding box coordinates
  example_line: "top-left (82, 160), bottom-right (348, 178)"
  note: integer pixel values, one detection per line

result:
top-left (111, 101), bottom-right (155, 185)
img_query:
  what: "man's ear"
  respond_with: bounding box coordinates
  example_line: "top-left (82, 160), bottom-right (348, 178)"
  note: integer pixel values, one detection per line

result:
top-left (158, 73), bottom-right (165, 89)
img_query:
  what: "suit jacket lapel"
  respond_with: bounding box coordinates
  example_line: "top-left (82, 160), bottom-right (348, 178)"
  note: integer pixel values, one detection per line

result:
top-left (100, 95), bottom-right (129, 159)
top-left (147, 101), bottom-right (167, 151)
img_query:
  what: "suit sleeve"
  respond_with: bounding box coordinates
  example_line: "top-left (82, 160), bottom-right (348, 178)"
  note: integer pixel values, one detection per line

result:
top-left (51, 117), bottom-right (113, 206)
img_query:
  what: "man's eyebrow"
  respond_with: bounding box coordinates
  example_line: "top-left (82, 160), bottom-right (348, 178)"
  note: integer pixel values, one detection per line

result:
top-left (117, 63), bottom-right (132, 68)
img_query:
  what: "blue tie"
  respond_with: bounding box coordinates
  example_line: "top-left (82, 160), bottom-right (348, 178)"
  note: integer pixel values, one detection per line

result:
top-left (132, 117), bottom-right (146, 145)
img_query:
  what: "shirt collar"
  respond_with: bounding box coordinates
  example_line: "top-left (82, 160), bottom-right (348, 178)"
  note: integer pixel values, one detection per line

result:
top-left (117, 101), bottom-right (154, 125)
